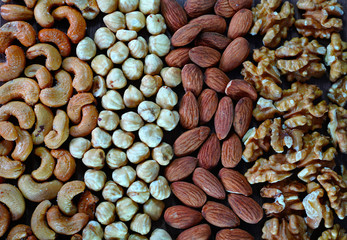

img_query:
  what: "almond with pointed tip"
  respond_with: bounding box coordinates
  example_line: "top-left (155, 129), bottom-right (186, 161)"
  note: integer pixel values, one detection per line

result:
top-left (228, 9), bottom-right (253, 39)
top-left (193, 167), bottom-right (225, 199)
top-left (204, 68), bottom-right (230, 93)
top-left (177, 224), bottom-right (211, 240)
top-left (161, 0), bottom-right (188, 32)
top-left (189, 15), bottom-right (227, 34)
top-left (182, 64), bottom-right (204, 97)
top-left (229, 0), bottom-right (253, 11)
top-left (219, 168), bottom-right (252, 196)
top-left (171, 24), bottom-right (202, 47)
top-left (233, 97), bottom-right (253, 138)
top-left (214, 0), bottom-right (236, 18)
top-left (214, 96), bottom-right (234, 140)
top-left (216, 229), bottom-right (254, 240)
top-left (195, 32), bottom-right (231, 51)
top-left (197, 133), bottom-right (220, 170)
top-left (202, 201), bottom-right (240, 228)
top-left (164, 156), bottom-right (198, 182)
top-left (221, 133), bottom-right (242, 168)
top-left (220, 37), bottom-right (250, 72)
top-left (184, 0), bottom-right (216, 18)
top-left (164, 205), bottom-right (203, 229)
top-left (171, 181), bottom-right (207, 208)
top-left (165, 48), bottom-right (191, 68)
top-left (179, 91), bottom-right (199, 129)
top-left (225, 79), bottom-right (257, 101)
top-left (198, 89), bottom-right (218, 124)
top-left (189, 46), bottom-right (221, 68)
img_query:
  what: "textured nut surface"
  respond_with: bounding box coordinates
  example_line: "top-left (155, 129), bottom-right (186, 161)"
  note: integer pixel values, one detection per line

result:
top-left (193, 167), bottom-right (226, 200)
top-left (202, 201), bottom-right (240, 228)
top-left (164, 205), bottom-right (203, 229)
top-left (171, 181), bottom-right (207, 208)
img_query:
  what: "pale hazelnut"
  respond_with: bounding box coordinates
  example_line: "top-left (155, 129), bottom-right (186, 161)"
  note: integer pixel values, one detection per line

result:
top-left (91, 127), bottom-right (112, 149)
top-left (130, 213), bottom-right (151, 235)
top-left (98, 110), bottom-right (120, 131)
top-left (106, 148), bottom-right (128, 169)
top-left (101, 90), bottom-right (125, 110)
top-left (116, 29), bottom-right (138, 42)
top-left (146, 14), bottom-right (166, 35)
top-left (126, 11), bottom-right (146, 32)
top-left (119, 0), bottom-right (138, 13)
top-left (123, 85), bottom-right (145, 108)
top-left (91, 54), bottom-right (113, 76)
top-left (103, 11), bottom-right (126, 32)
top-left (126, 142), bottom-right (150, 164)
top-left (82, 221), bottom-right (104, 240)
top-left (160, 67), bottom-right (182, 88)
top-left (128, 37), bottom-right (148, 59)
top-left (156, 86), bottom-right (178, 110)
top-left (122, 58), bottom-right (144, 80)
top-left (138, 101), bottom-right (161, 122)
top-left (92, 76), bottom-right (107, 98)
top-left (149, 176), bottom-right (171, 200)
top-left (150, 229), bottom-right (172, 240)
top-left (156, 109), bottom-right (179, 131)
top-left (106, 68), bottom-right (127, 89)
top-left (84, 169), bottom-right (107, 191)
top-left (116, 197), bottom-right (139, 221)
top-left (95, 201), bottom-right (116, 225)
top-left (104, 222), bottom-right (128, 240)
top-left (112, 166), bottom-right (136, 188)
top-left (144, 54), bottom-right (163, 75)
top-left (94, 27), bottom-right (116, 50)
top-left (138, 123), bottom-right (163, 148)
top-left (152, 142), bottom-right (173, 166)
top-left (82, 148), bottom-right (105, 169)
top-left (107, 41), bottom-right (129, 64)
top-left (120, 112), bottom-right (144, 132)
top-left (69, 137), bottom-right (91, 159)
top-left (102, 181), bottom-right (124, 203)
top-left (76, 37), bottom-right (97, 61)
top-left (129, 234), bottom-right (148, 240)
top-left (112, 129), bottom-right (135, 149)
top-left (140, 75), bottom-right (162, 98)
top-left (149, 34), bottom-right (170, 57)
top-left (139, 0), bottom-right (160, 15)
top-left (96, 0), bottom-right (118, 13)
top-left (136, 160), bottom-right (159, 183)
top-left (127, 180), bottom-right (150, 204)
top-left (143, 198), bottom-right (164, 221)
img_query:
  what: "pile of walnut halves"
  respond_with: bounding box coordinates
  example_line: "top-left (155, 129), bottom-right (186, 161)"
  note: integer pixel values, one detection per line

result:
top-left (246, 0), bottom-right (347, 239)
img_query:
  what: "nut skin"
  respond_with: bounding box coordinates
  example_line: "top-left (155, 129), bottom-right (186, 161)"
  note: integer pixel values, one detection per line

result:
top-left (202, 201), bottom-right (240, 228)
top-left (193, 167), bottom-right (226, 200)
top-left (228, 9), bottom-right (253, 39)
top-left (233, 97), bottom-right (253, 138)
top-left (182, 64), bottom-right (204, 97)
top-left (176, 224), bottom-right (211, 240)
top-left (204, 68), bottom-right (230, 93)
top-left (198, 89), bottom-right (218, 124)
top-left (189, 14), bottom-right (227, 34)
top-left (198, 133), bottom-right (221, 170)
top-left (225, 79), bottom-right (258, 101)
top-left (220, 37), bottom-right (250, 72)
top-left (165, 48), bottom-right (191, 68)
top-left (164, 205), bottom-right (203, 229)
top-left (221, 134), bottom-right (242, 168)
top-left (171, 181), bottom-right (207, 208)
top-left (184, 0), bottom-right (217, 18)
top-left (171, 24), bottom-right (202, 47)
top-left (195, 32), bottom-right (231, 51)
top-left (164, 156), bottom-right (198, 182)
top-left (161, 0), bottom-right (188, 32)
top-left (216, 229), bottom-right (254, 240)
top-left (214, 0), bottom-right (236, 18)
top-left (214, 96), bottom-right (234, 140)
top-left (219, 168), bottom-right (252, 196)
top-left (189, 46), bottom-right (221, 68)
top-left (78, 190), bottom-right (99, 220)
top-left (179, 91), bottom-right (199, 130)
top-left (229, 0), bottom-right (253, 11)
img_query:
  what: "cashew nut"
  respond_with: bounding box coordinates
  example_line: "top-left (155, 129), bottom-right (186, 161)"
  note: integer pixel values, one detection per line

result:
top-left (70, 105), bottom-right (98, 137)
top-left (25, 64), bottom-right (53, 89)
top-left (0, 4), bottom-right (34, 21)
top-left (6, 224), bottom-right (36, 240)
top-left (44, 110), bottom-right (69, 150)
top-left (0, 101), bottom-right (35, 130)
top-left (31, 200), bottom-right (56, 240)
top-left (66, 0), bottom-right (99, 20)
top-left (18, 174), bottom-right (62, 202)
top-left (0, 184), bottom-right (25, 221)
top-left (0, 203), bottom-right (10, 238)
top-left (0, 156), bottom-right (25, 179)
top-left (0, 121), bottom-right (17, 141)
top-left (26, 43), bottom-right (62, 71)
top-left (77, 190), bottom-right (99, 220)
top-left (32, 103), bottom-right (54, 145)
top-left (62, 57), bottom-right (93, 92)
top-left (32, 147), bottom-right (55, 181)
top-left (0, 140), bottom-right (14, 156)
top-left (51, 149), bottom-right (76, 182)
top-left (38, 29), bottom-right (72, 57)
top-left (67, 93), bottom-right (96, 123)
top-left (46, 205), bottom-right (89, 235)
top-left (34, 0), bottom-right (65, 27)
top-left (0, 78), bottom-right (40, 106)
top-left (52, 6), bottom-right (86, 44)
top-left (0, 45), bottom-right (26, 82)
top-left (57, 181), bottom-right (85, 216)
top-left (12, 126), bottom-right (33, 162)
top-left (39, 70), bottom-right (73, 108)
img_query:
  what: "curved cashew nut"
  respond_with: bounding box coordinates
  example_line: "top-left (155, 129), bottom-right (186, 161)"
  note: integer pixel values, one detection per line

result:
top-left (0, 184), bottom-right (25, 221)
top-left (70, 105), bottom-right (98, 137)
top-left (0, 203), bottom-right (10, 238)
top-left (0, 121), bottom-right (17, 141)
top-left (77, 190), bottom-right (98, 220)
top-left (31, 200), bottom-right (56, 240)
top-left (66, 0), bottom-right (99, 20)
top-left (25, 64), bottom-right (53, 89)
top-left (0, 140), bottom-right (14, 156)
top-left (67, 93), bottom-right (96, 123)
top-left (0, 21), bottom-right (36, 53)
top-left (32, 147), bottom-right (55, 181)
top-left (0, 156), bottom-right (25, 179)
top-left (38, 29), bottom-right (72, 57)
top-left (51, 149), bottom-right (76, 182)
top-left (52, 6), bottom-right (86, 44)
top-left (39, 70), bottom-right (73, 108)
top-left (44, 110), bottom-right (69, 150)
top-left (12, 127), bottom-right (33, 162)
top-left (1, 0), bottom-right (38, 8)
top-left (0, 78), bottom-right (40, 106)
top-left (26, 43), bottom-right (62, 71)
top-left (46, 205), bottom-right (89, 235)
top-left (0, 101), bottom-right (35, 130)
top-left (34, 0), bottom-right (65, 27)
top-left (32, 104), bottom-right (54, 145)
top-left (57, 181), bottom-right (85, 216)
top-left (18, 174), bottom-right (63, 202)
top-left (0, 5), bottom-right (34, 22)
top-left (62, 57), bottom-right (93, 92)
top-left (0, 45), bottom-right (26, 82)
top-left (6, 224), bottom-right (36, 240)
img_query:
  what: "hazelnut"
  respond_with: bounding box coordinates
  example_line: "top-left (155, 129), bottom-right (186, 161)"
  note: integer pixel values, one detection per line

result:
top-left (106, 68), bottom-right (128, 89)
top-left (97, 110), bottom-right (120, 131)
top-left (126, 11), bottom-right (146, 32)
top-left (94, 27), bottom-right (116, 50)
top-left (149, 34), bottom-right (170, 57)
top-left (138, 123), bottom-right (163, 148)
top-left (138, 101), bottom-right (161, 122)
top-left (112, 166), bottom-right (136, 188)
top-left (112, 129), bottom-right (135, 149)
top-left (116, 29), bottom-right (138, 42)
top-left (156, 109), bottom-right (180, 131)
top-left (160, 67), bottom-right (182, 88)
top-left (107, 42), bottom-right (129, 65)
top-left (96, 0), bottom-right (117, 13)
top-left (119, 0), bottom-right (139, 13)
top-left (123, 85), bottom-right (145, 108)
top-left (104, 222), bottom-right (128, 240)
top-left (126, 142), bottom-right (150, 164)
top-left (82, 221), bottom-right (104, 240)
top-left (95, 201), bottom-right (116, 225)
top-left (106, 148), bottom-right (128, 169)
top-left (130, 213), bottom-right (151, 235)
top-left (92, 76), bottom-right (107, 98)
top-left (143, 198), bottom-right (164, 221)
top-left (139, 0), bottom-right (160, 15)
top-left (102, 181), bottom-right (124, 203)
top-left (146, 14), bottom-right (166, 35)
top-left (76, 37), bottom-right (97, 61)
top-left (149, 176), bottom-right (171, 200)
top-left (152, 142), bottom-right (173, 166)
top-left (82, 148), bottom-right (106, 169)
top-left (136, 160), bottom-right (160, 183)
top-left (156, 86), bottom-right (178, 110)
top-left (127, 180), bottom-right (150, 204)
top-left (128, 37), bottom-right (148, 59)
top-left (101, 90), bottom-right (125, 110)
top-left (91, 127), bottom-right (112, 149)
top-left (91, 54), bottom-right (113, 76)
top-left (120, 112), bottom-right (144, 132)
top-left (140, 75), bottom-right (162, 98)
top-left (103, 11), bottom-right (126, 32)
top-left (84, 169), bottom-right (107, 191)
top-left (150, 229), bottom-right (172, 240)
top-left (144, 54), bottom-right (163, 75)
top-left (69, 137), bottom-right (91, 159)
top-left (129, 234), bottom-right (148, 240)
top-left (116, 197), bottom-right (139, 221)
top-left (122, 58), bottom-right (144, 80)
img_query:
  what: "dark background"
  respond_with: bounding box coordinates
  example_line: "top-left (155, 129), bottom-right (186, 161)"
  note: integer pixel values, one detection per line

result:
top-left (0, 0), bottom-right (346, 239)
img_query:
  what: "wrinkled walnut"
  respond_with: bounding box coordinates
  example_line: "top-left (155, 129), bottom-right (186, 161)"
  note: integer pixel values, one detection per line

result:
top-left (328, 104), bottom-right (347, 154)
top-left (318, 224), bottom-right (347, 240)
top-left (328, 77), bottom-right (347, 107)
top-left (325, 33), bottom-right (347, 82)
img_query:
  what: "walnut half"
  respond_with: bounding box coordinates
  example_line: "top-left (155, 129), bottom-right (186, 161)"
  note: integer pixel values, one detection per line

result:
top-left (325, 33), bottom-right (347, 82)
top-left (328, 77), bottom-right (347, 107)
top-left (328, 104), bottom-right (347, 154)
top-left (318, 224), bottom-right (347, 240)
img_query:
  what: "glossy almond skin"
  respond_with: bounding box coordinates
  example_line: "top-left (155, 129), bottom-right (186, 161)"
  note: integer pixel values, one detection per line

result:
top-left (225, 79), bottom-right (257, 101)
top-left (164, 205), bottom-right (203, 229)
top-left (204, 68), bottom-right (230, 93)
top-left (165, 156), bottom-right (198, 182)
top-left (228, 9), bottom-right (253, 39)
top-left (177, 224), bottom-right (211, 240)
top-left (221, 134), bottom-right (242, 168)
top-left (198, 89), bottom-right (218, 124)
top-left (214, 96), bottom-right (234, 140)
top-left (161, 0), bottom-right (188, 32)
top-left (195, 32), bottom-right (231, 51)
top-left (229, 0), bottom-right (253, 11)
top-left (228, 194), bottom-right (264, 224)
top-left (189, 46), bottom-right (221, 68)
top-left (190, 15), bottom-right (227, 34)
top-left (219, 168), bottom-right (252, 196)
top-left (193, 167), bottom-right (225, 199)
top-left (216, 229), bottom-right (254, 240)
top-left (171, 181), bottom-right (207, 208)
top-left (171, 24), bottom-right (202, 47)
top-left (220, 37), bottom-right (250, 72)
top-left (165, 48), bottom-right (191, 68)
top-left (179, 91), bottom-right (199, 129)
top-left (214, 0), bottom-right (236, 18)
top-left (184, 0), bottom-right (216, 18)
top-left (202, 201), bottom-right (240, 228)
top-left (233, 97), bottom-right (253, 138)
top-left (182, 64), bottom-right (204, 97)
top-left (198, 133), bottom-right (220, 170)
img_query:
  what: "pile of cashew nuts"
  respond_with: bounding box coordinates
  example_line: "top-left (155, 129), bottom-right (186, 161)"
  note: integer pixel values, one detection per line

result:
top-left (0, 0), bottom-right (180, 239)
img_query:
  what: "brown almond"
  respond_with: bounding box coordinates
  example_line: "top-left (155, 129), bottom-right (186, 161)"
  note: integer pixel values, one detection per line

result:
top-left (228, 9), bottom-right (253, 39)
top-left (204, 68), bottom-right (230, 93)
top-left (233, 97), bottom-right (253, 138)
top-left (1, 4), bottom-right (34, 21)
top-left (184, 0), bottom-right (216, 18)
top-left (171, 24), bottom-right (202, 47)
top-left (197, 133), bottom-right (220, 170)
top-left (202, 201), bottom-right (240, 228)
top-left (220, 37), bottom-right (250, 72)
top-left (189, 46), bottom-right (221, 68)
top-left (198, 89), bottom-right (218, 124)
top-left (164, 156), bottom-right (198, 182)
top-left (165, 48), bottom-right (191, 68)
top-left (177, 224), bottom-right (211, 240)
top-left (190, 14), bottom-right (227, 34)
top-left (195, 32), bottom-right (231, 51)
top-left (164, 205), bottom-right (203, 229)
top-left (171, 182), bottom-right (207, 208)
top-left (214, 96), bottom-right (234, 140)
top-left (225, 79), bottom-right (257, 101)
top-left (221, 133), bottom-right (242, 168)
top-left (193, 167), bottom-right (225, 199)
top-left (229, 0), bottom-right (253, 11)
top-left (161, 0), bottom-right (188, 32)
top-left (179, 91), bottom-right (199, 129)
top-left (182, 64), bottom-right (204, 97)
top-left (214, 0), bottom-right (236, 18)
top-left (219, 168), bottom-right (252, 196)
top-left (228, 193), bottom-right (264, 224)
top-left (174, 126), bottom-right (210, 157)
top-left (216, 229), bottom-right (254, 240)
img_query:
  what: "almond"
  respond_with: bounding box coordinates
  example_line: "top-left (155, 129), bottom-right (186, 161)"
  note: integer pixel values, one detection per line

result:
top-left (228, 193), bottom-right (264, 224)
top-left (171, 181), bottom-right (207, 208)
top-left (214, 96), bottom-right (234, 140)
top-left (189, 46), bottom-right (221, 68)
top-left (184, 0), bottom-right (216, 18)
top-left (197, 133), bottom-right (220, 170)
top-left (161, 0), bottom-right (188, 32)
top-left (233, 97), bottom-right (253, 138)
top-left (198, 89), bottom-right (218, 124)
top-left (190, 14), bottom-right (227, 34)
top-left (229, 0), bottom-right (253, 11)
top-left (204, 68), bottom-right (230, 93)
top-left (193, 167), bottom-right (225, 200)
top-left (165, 48), bottom-right (191, 68)
top-left (214, 0), bottom-right (236, 18)
top-left (220, 37), bottom-right (250, 72)
top-left (202, 201), bottom-right (240, 228)
top-left (174, 126), bottom-right (210, 157)
top-left (182, 64), bottom-right (203, 97)
top-left (177, 224), bottom-right (211, 240)
top-left (228, 9), bottom-right (253, 39)
top-left (221, 133), bottom-right (242, 168)
top-left (219, 168), bottom-right (252, 196)
top-left (216, 229), bottom-right (254, 240)
top-left (164, 156), bottom-right (198, 182)
top-left (164, 205), bottom-right (203, 229)
top-left (225, 79), bottom-right (257, 101)
top-left (171, 24), bottom-right (202, 47)
top-left (179, 91), bottom-right (199, 129)
top-left (195, 32), bottom-right (231, 51)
